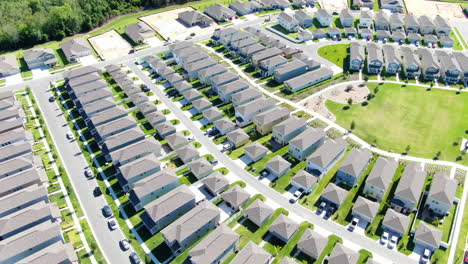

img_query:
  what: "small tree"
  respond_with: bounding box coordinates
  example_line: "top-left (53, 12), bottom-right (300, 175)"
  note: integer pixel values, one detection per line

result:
top-left (364, 76), bottom-right (369, 83)
top-left (350, 120), bottom-right (356, 130)
top-left (347, 98), bottom-right (353, 105)
top-left (405, 145), bottom-right (411, 154)
top-left (374, 87), bottom-right (379, 94)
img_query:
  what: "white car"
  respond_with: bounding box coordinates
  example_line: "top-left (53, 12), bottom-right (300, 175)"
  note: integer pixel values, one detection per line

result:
top-left (421, 249), bottom-right (431, 263)
top-left (108, 219), bottom-right (117, 230)
top-left (120, 239), bottom-right (130, 251)
top-left (380, 232), bottom-right (389, 245)
top-left (388, 235), bottom-right (398, 249)
top-left (348, 217), bottom-right (359, 231)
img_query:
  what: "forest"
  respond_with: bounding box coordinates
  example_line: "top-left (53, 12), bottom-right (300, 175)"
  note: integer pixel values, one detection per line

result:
top-left (0, 0), bottom-right (192, 50)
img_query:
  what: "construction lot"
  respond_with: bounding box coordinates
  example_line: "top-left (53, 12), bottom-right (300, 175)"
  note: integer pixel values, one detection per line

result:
top-left (88, 30), bottom-right (132, 60)
top-left (140, 7), bottom-right (218, 41)
top-left (404, 0), bottom-right (464, 18)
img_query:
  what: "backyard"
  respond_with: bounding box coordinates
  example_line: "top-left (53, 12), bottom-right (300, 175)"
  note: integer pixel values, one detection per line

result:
top-left (317, 44), bottom-right (350, 70)
top-left (325, 83), bottom-right (468, 164)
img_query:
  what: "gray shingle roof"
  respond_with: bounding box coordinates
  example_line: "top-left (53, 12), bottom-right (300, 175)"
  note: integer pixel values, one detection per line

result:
top-left (328, 243), bottom-right (359, 264)
top-left (143, 185), bottom-right (195, 221)
top-left (236, 97), bottom-right (277, 116)
top-left (175, 145), bottom-right (199, 163)
top-left (183, 89), bottom-right (203, 101)
top-left (366, 157), bottom-right (398, 190)
top-left (221, 185), bottom-right (251, 208)
top-left (227, 128), bottom-right (249, 145)
top-left (269, 214), bottom-right (298, 241)
top-left (166, 132), bottom-right (188, 149)
top-left (352, 196), bottom-right (379, 220)
top-left (307, 139), bottom-right (348, 168)
top-left (231, 88), bottom-right (263, 103)
top-left (131, 168), bottom-right (178, 198)
top-left (95, 116), bottom-right (136, 138)
top-left (198, 65), bottom-right (228, 80)
top-left (189, 224), bottom-right (239, 264)
top-left (273, 116), bottom-right (306, 136)
top-left (202, 107), bottom-right (223, 120)
top-left (414, 221), bottom-right (443, 249)
top-left (60, 38), bottom-right (92, 59)
top-left (428, 172), bottom-right (457, 205)
top-left (321, 183), bottom-right (348, 206)
top-left (188, 159), bottom-right (213, 176)
top-left (266, 155), bottom-right (291, 175)
top-left (383, 208), bottom-right (410, 234)
top-left (394, 162), bottom-right (426, 203)
top-left (192, 98), bottom-right (212, 111)
top-left (0, 55), bottom-right (19, 76)
top-left (201, 171), bottom-right (230, 194)
top-left (231, 241), bottom-right (271, 264)
top-left (338, 148), bottom-right (372, 178)
top-left (109, 138), bottom-right (161, 165)
top-left (297, 229), bottom-right (327, 259)
top-left (350, 42), bottom-right (365, 61)
top-left (213, 117), bottom-right (236, 131)
top-left (217, 79), bottom-right (249, 95)
top-left (292, 170), bottom-right (317, 189)
top-left (252, 107), bottom-right (290, 127)
top-left (154, 122), bottom-right (176, 136)
top-left (103, 128), bottom-right (145, 151)
top-left (18, 241), bottom-right (77, 264)
top-left (284, 68), bottom-right (333, 90)
top-left (118, 153), bottom-right (161, 181)
top-left (383, 44), bottom-right (402, 65)
top-left (289, 127), bottom-right (325, 151)
top-left (244, 142), bottom-right (268, 160)
top-left (243, 199), bottom-right (273, 226)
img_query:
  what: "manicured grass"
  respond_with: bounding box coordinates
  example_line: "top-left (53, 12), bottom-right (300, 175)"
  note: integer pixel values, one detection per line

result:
top-left (228, 133), bottom-right (272, 160)
top-left (453, 195), bottom-right (468, 263)
top-left (271, 161), bottom-right (306, 194)
top-left (271, 24), bottom-right (299, 39)
top-left (326, 83), bottom-right (468, 164)
top-left (272, 222), bottom-right (313, 263)
top-left (317, 44), bottom-right (350, 69)
top-left (64, 229), bottom-right (84, 249)
top-left (454, 27), bottom-right (468, 49)
top-left (314, 235), bottom-right (343, 264)
top-left (247, 145), bottom-right (289, 177)
top-left (60, 209), bottom-right (75, 230)
top-left (80, 219), bottom-right (106, 264)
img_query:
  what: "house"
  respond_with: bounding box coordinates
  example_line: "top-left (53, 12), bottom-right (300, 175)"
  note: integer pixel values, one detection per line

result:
top-left (125, 22), bottom-right (154, 44)
top-left (235, 97), bottom-right (276, 127)
top-left (284, 68), bottom-right (333, 93)
top-left (350, 42), bottom-right (365, 71)
top-left (336, 148), bottom-right (372, 187)
top-left (258, 55), bottom-right (288, 77)
top-left (198, 65), bottom-right (228, 85)
top-left (102, 128), bottom-right (146, 154)
top-left (179, 51), bottom-right (209, 68)
top-left (367, 43), bottom-right (384, 74)
top-left (298, 30), bottom-right (313, 41)
top-left (424, 34), bottom-right (438, 46)
top-left (291, 170), bottom-right (318, 193)
top-left (213, 118), bottom-right (237, 135)
top-left (434, 15), bottom-right (451, 36)
top-left (315, 9), bottom-right (333, 27)
top-left (251, 48), bottom-right (284, 66)
top-left (320, 183), bottom-right (349, 209)
top-left (0, 128), bottom-right (31, 148)
top-left (0, 55), bottom-right (20, 77)
top-left (183, 89), bottom-right (203, 103)
top-left (402, 47), bottom-right (421, 79)
top-left (204, 4), bottom-right (236, 22)
top-left (391, 162), bottom-right (426, 214)
top-left (376, 30), bottom-right (391, 41)
top-left (109, 138), bottom-right (161, 167)
top-left (70, 79), bottom-right (108, 99)
top-left (222, 32), bottom-right (252, 47)
top-left (146, 112), bottom-right (167, 128)
top-left (244, 142), bottom-right (269, 163)
top-left (339, 9), bottom-right (354, 28)
top-left (93, 116), bottom-right (137, 144)
top-left (419, 48), bottom-right (440, 81)
top-left (178, 10), bottom-right (214, 27)
top-left (328, 244), bottom-right (359, 264)
top-left (201, 171), bottom-right (230, 196)
top-left (64, 65), bottom-right (99, 80)
top-left (288, 127), bottom-right (326, 161)
top-left (352, 0), bottom-right (374, 9)
top-left (265, 155), bottom-right (291, 179)
top-left (60, 38), bottom-right (93, 63)
top-left (129, 169), bottom-right (179, 211)
top-left (87, 105), bottom-right (127, 131)
top-left (227, 128), bottom-right (250, 148)
top-left (351, 196), bottom-right (379, 225)
top-left (0, 108), bottom-right (22, 123)
top-left (360, 28), bottom-right (374, 40)
top-left (274, 59), bottom-right (308, 83)
top-left (175, 145), bottom-right (200, 164)
top-left (23, 48), bottom-right (57, 69)
top-left (229, 1), bottom-right (262, 15)
top-left (0, 185), bottom-right (48, 218)
top-left (230, 38), bottom-right (257, 55)
top-left (230, 242), bottom-right (272, 264)
top-left (295, 10), bottom-right (314, 28)
top-left (140, 185), bottom-right (196, 234)
top-left (389, 13), bottom-right (404, 32)
top-left (238, 43), bottom-right (267, 63)
top-left (212, 28), bottom-right (238, 45)
top-left (453, 52), bottom-right (468, 85)
top-left (418, 15), bottom-right (435, 36)
top-left (202, 107), bottom-right (223, 123)
top-left (383, 44), bottom-right (402, 74)
top-left (166, 132), bottom-right (189, 151)
top-left (218, 79), bottom-right (250, 102)
top-left (231, 88), bottom-right (263, 107)
top-left (191, 98), bottom-right (212, 114)
top-left (74, 88), bottom-right (113, 108)
top-left (211, 71), bottom-right (239, 91)
top-left (188, 159), bottom-right (213, 180)
top-left (278, 12), bottom-right (299, 32)
top-left (221, 185), bottom-right (251, 211)
top-left (270, 214), bottom-right (299, 242)
top-left (425, 172), bottom-right (457, 217)
top-left (154, 122), bottom-right (176, 138)
top-left (359, 10), bottom-right (374, 28)
top-left (186, 58), bottom-right (218, 80)
top-left (117, 154), bottom-right (161, 192)
top-left (328, 28), bottom-right (342, 39)
top-left (0, 141), bottom-right (31, 163)
top-left (382, 208), bottom-right (410, 237)
top-left (363, 157), bottom-right (398, 202)
top-left (438, 52), bottom-right (461, 84)
top-left (404, 14), bottom-right (419, 33)
top-left (380, 0), bottom-right (405, 12)
top-left (14, 239), bottom-right (77, 263)
top-left (189, 224), bottom-right (240, 264)
top-left (311, 29), bottom-right (327, 40)
top-left (244, 199), bottom-right (274, 227)
top-left (0, 168), bottom-right (47, 199)
top-left (414, 222), bottom-right (443, 252)
top-left (440, 35), bottom-right (455, 48)
top-left (252, 107), bottom-right (290, 135)
top-left (306, 139), bottom-right (348, 177)
top-left (375, 12), bottom-right (390, 31)
top-left (0, 119), bottom-right (23, 135)
top-left (169, 41), bottom-right (193, 54)
top-left (139, 102), bottom-right (158, 116)
top-left (297, 229), bottom-right (327, 261)
top-left (161, 201), bottom-right (220, 254)
top-left (0, 153), bottom-right (35, 179)
top-left (345, 27), bottom-right (358, 38)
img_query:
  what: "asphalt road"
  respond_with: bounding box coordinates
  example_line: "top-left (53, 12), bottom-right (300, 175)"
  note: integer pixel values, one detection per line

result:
top-left (128, 64), bottom-right (417, 264)
top-left (30, 79), bottom-right (133, 263)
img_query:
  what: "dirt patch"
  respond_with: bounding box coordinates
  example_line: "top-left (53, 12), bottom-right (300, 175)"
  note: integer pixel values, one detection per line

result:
top-left (301, 95), bottom-right (336, 121)
top-left (404, 0), bottom-right (463, 18)
top-left (88, 30), bottom-right (132, 60)
top-left (319, 0), bottom-right (348, 13)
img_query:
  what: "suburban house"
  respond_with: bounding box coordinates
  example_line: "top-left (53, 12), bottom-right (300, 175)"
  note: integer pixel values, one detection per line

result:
top-left (424, 34), bottom-right (438, 46)
top-left (161, 201), bottom-right (220, 254)
top-left (350, 42), bottom-right (365, 71)
top-left (191, 98), bottom-right (212, 114)
top-left (0, 55), bottom-right (20, 77)
top-left (101, 128), bottom-right (146, 154)
top-left (230, 242), bottom-right (272, 264)
top-left (198, 65), bottom-right (228, 85)
top-left (188, 158), bottom-right (214, 180)
top-left (404, 14), bottom-right (420, 33)
top-left (23, 48), bottom-right (57, 69)
top-left (288, 127), bottom-right (326, 161)
top-left (272, 116), bottom-right (307, 146)
top-left (189, 224), bottom-right (239, 264)
top-left (298, 30), bottom-right (313, 41)
top-left (359, 10), bottom-right (374, 28)
top-left (291, 170), bottom-right (318, 193)
top-left (390, 13), bottom-right (404, 32)
top-left (380, 0), bottom-right (405, 12)
top-left (438, 52), bottom-right (461, 84)
top-left (251, 48), bottom-right (284, 66)
top-left (211, 28), bottom-right (237, 45)
top-left (274, 59), bottom-right (308, 83)
top-left (179, 52), bottom-right (209, 68)
top-left (230, 38), bottom-right (257, 55)
top-left (238, 43), bottom-right (266, 63)
top-left (204, 4), bottom-right (236, 22)
top-left (258, 55), bottom-right (288, 77)
top-left (117, 154), bottom-right (162, 192)
top-left (315, 9), bottom-right (333, 27)
top-left (93, 116), bottom-right (137, 144)
top-left (231, 88), bottom-right (263, 107)
top-left (244, 142), bottom-right (269, 163)
top-left (229, 1), bottom-right (262, 15)
top-left (252, 107), bottom-right (290, 135)
top-left (154, 122), bottom-right (176, 138)
top-left (351, 196), bottom-right (379, 226)
top-left (166, 132), bottom-right (189, 151)
top-left (218, 79), bottom-right (250, 102)
top-left (201, 171), bottom-right (230, 196)
top-left (109, 139), bottom-right (161, 167)
top-left (0, 185), bottom-right (48, 218)
top-left (328, 28), bottom-right (342, 39)
top-left (383, 44), bottom-right (402, 74)
top-left (345, 27), bottom-right (358, 38)
top-left (220, 185), bottom-right (251, 211)
top-left (434, 15), bottom-right (451, 36)
top-left (183, 89), bottom-right (203, 103)
top-left (265, 155), bottom-right (291, 179)
top-left (202, 107), bottom-right (223, 123)
top-left (177, 10), bottom-right (214, 27)
top-left (278, 12), bottom-right (300, 32)
top-left (367, 43), bottom-right (384, 74)
top-left (185, 58), bottom-right (218, 80)
top-left (297, 229), bottom-right (327, 261)
top-left (376, 30), bottom-right (391, 41)
top-left (382, 208), bottom-right (410, 237)
top-left (17, 241), bottom-right (77, 263)
top-left (440, 35), bottom-right (455, 48)
top-left (235, 97), bottom-right (276, 127)
top-left (391, 162), bottom-right (426, 214)
top-left (453, 52), bottom-right (468, 85)
top-left (407, 32), bottom-right (422, 44)
top-left (129, 168), bottom-right (179, 211)
top-left (211, 71), bottom-right (239, 90)
top-left (414, 222), bottom-right (443, 252)
top-left (375, 12), bottom-right (390, 31)
top-left (146, 112), bottom-right (167, 128)
top-left (243, 199), bottom-right (273, 227)
top-left (306, 139), bottom-right (348, 177)
top-left (284, 68), bottom-right (333, 93)
top-left (363, 157), bottom-right (398, 202)
top-left (269, 214), bottom-right (299, 242)
top-left (328, 244), bottom-right (359, 264)
top-left (227, 128), bottom-right (250, 148)
top-left (125, 22), bottom-right (155, 44)
top-left (175, 145), bottom-right (200, 164)
top-left (339, 9), bottom-right (354, 28)
top-left (169, 41), bottom-right (193, 54)
top-left (352, 0), bottom-right (374, 9)
top-left (60, 38), bottom-right (93, 63)
top-left (141, 185), bottom-right (196, 235)
top-left (320, 183), bottom-right (349, 209)
top-left (336, 148), bottom-right (372, 188)
top-left (213, 117), bottom-right (237, 135)
top-left (295, 10), bottom-right (314, 28)
top-left (402, 47), bottom-right (421, 79)
top-left (419, 48), bottom-right (440, 81)
top-left (419, 15), bottom-right (435, 35)
top-left (312, 29), bottom-right (327, 40)
top-left (425, 172), bottom-right (457, 217)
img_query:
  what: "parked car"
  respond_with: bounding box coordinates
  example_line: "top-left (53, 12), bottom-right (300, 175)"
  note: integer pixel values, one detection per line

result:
top-left (93, 187), bottom-right (102, 197)
top-left (108, 219), bottom-right (117, 230)
top-left (260, 170), bottom-right (269, 178)
top-left (317, 202), bottom-right (326, 215)
top-left (84, 168), bottom-right (93, 179)
top-left (464, 250), bottom-right (468, 264)
top-left (380, 232), bottom-right (389, 245)
top-left (210, 159), bottom-right (218, 165)
top-left (66, 132), bottom-right (74, 140)
top-left (130, 252), bottom-right (142, 264)
top-left (421, 249), bottom-right (431, 263)
top-left (49, 96), bottom-right (55, 102)
top-left (120, 239), bottom-right (131, 251)
top-left (388, 235), bottom-right (398, 249)
top-left (348, 217), bottom-right (359, 232)
top-left (102, 205), bottom-right (113, 218)
top-left (190, 32), bottom-right (196, 36)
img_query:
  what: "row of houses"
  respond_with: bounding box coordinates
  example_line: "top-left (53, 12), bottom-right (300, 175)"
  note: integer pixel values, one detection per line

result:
top-left (352, 0), bottom-right (405, 13)
top-left (349, 42), bottom-right (468, 84)
top-left (0, 91), bottom-right (78, 263)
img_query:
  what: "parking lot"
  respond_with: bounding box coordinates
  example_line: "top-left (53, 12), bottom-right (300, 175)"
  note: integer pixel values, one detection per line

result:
top-left (88, 30), bottom-right (132, 60)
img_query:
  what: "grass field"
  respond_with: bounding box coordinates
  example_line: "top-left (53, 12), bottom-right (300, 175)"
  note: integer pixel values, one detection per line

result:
top-left (326, 83), bottom-right (468, 164)
top-left (317, 44), bottom-right (350, 69)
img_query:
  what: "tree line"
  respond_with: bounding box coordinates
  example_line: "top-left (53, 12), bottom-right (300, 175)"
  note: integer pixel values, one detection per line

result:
top-left (0, 0), bottom-right (192, 51)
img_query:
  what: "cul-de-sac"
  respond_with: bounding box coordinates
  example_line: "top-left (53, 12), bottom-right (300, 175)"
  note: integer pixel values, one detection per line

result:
top-left (0, 0), bottom-right (467, 263)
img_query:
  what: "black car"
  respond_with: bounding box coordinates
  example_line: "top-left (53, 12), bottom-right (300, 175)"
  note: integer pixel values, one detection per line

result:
top-left (130, 252), bottom-right (142, 264)
top-left (93, 187), bottom-right (102, 197)
top-left (102, 205), bottom-right (113, 218)
top-left (49, 96), bottom-right (55, 102)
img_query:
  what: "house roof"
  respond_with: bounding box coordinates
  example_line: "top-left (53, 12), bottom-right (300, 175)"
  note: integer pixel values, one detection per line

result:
top-left (340, 9), bottom-right (354, 20)
top-left (252, 106), bottom-right (290, 126)
top-left (360, 10), bottom-right (373, 19)
top-left (350, 42), bottom-right (365, 61)
top-left (139, 101), bottom-right (158, 116)
top-left (192, 98), bottom-right (212, 110)
top-left (316, 9), bottom-right (332, 19)
top-left (143, 185), bottom-right (195, 221)
top-left (166, 132), bottom-right (189, 149)
top-left (307, 139), bottom-right (348, 168)
top-left (178, 10), bottom-right (213, 25)
top-left (260, 55), bottom-right (288, 68)
top-left (284, 67), bottom-right (333, 90)
top-left (251, 48), bottom-right (283, 63)
top-left (383, 44), bottom-right (402, 65)
top-left (273, 116), bottom-right (306, 136)
top-left (95, 116), bottom-right (136, 137)
top-left (109, 138), bottom-right (161, 164)
top-left (428, 172), bottom-right (457, 205)
top-left (292, 170), bottom-right (318, 189)
top-left (198, 64), bottom-right (229, 80)
top-left (227, 128), bottom-right (250, 145)
top-left (328, 243), bottom-right (359, 264)
top-left (321, 183), bottom-right (348, 206)
top-left (183, 89), bottom-right (203, 101)
top-left (289, 127), bottom-right (325, 151)
top-left (231, 241), bottom-right (271, 264)
top-left (414, 221), bottom-right (443, 249)
top-left (126, 22), bottom-right (154, 41)
top-left (453, 52), bottom-right (468, 72)
top-left (146, 111), bottom-right (166, 124)
top-left (61, 38), bottom-right (92, 59)
top-left (213, 117), bottom-right (236, 131)
top-left (169, 41), bottom-right (193, 52)
top-left (352, 196), bottom-right (379, 220)
top-left (236, 97), bottom-right (277, 116)
top-left (366, 157), bottom-right (398, 190)
top-left (295, 9), bottom-right (313, 21)
top-left (185, 58), bottom-right (217, 73)
top-left (434, 15), bottom-right (450, 29)
top-left (404, 14), bottom-right (419, 28)
top-left (173, 81), bottom-right (192, 93)
top-left (23, 48), bottom-right (56, 62)
top-left (274, 59), bottom-right (308, 76)
top-left (118, 153), bottom-right (161, 181)
top-left (375, 12), bottom-right (389, 24)
top-left (338, 148), bottom-right (372, 178)
top-left (175, 145), bottom-right (199, 163)
top-left (188, 158), bottom-right (213, 176)
top-left (0, 185), bottom-right (47, 216)
top-left (368, 42), bottom-right (383, 62)
top-left (221, 185), bottom-right (250, 208)
top-left (67, 71), bottom-right (100, 87)
top-left (244, 142), bottom-right (268, 159)
top-left (201, 171), bottom-right (230, 194)
top-left (383, 209), bottom-right (410, 234)
top-left (269, 214), bottom-right (298, 241)
top-left (419, 48), bottom-right (439, 69)
top-left (0, 55), bottom-right (19, 75)
top-left (202, 107), bottom-right (223, 120)
top-left (205, 4), bottom-right (236, 19)
top-left (155, 122), bottom-right (176, 135)
top-left (280, 257), bottom-right (297, 264)
top-left (231, 88), bottom-right (263, 103)
top-left (394, 162), bottom-right (426, 203)
top-left (297, 229), bottom-right (327, 259)
top-left (189, 224), bottom-right (239, 264)
top-left (390, 12), bottom-right (404, 25)
top-left (266, 155), bottom-right (291, 175)
top-left (217, 79), bottom-right (249, 94)
top-left (17, 241), bottom-right (77, 264)
top-left (279, 11), bottom-right (298, 24)
top-left (103, 128), bottom-right (145, 151)
top-left (244, 199), bottom-right (273, 226)
top-left (130, 168), bottom-right (178, 198)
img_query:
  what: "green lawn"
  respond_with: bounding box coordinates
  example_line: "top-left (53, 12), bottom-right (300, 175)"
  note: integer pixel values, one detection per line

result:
top-left (271, 24), bottom-right (299, 39)
top-left (453, 195), bottom-right (468, 263)
top-left (317, 44), bottom-right (350, 69)
top-left (326, 83), bottom-right (468, 165)
top-left (450, 30), bottom-right (464, 51)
